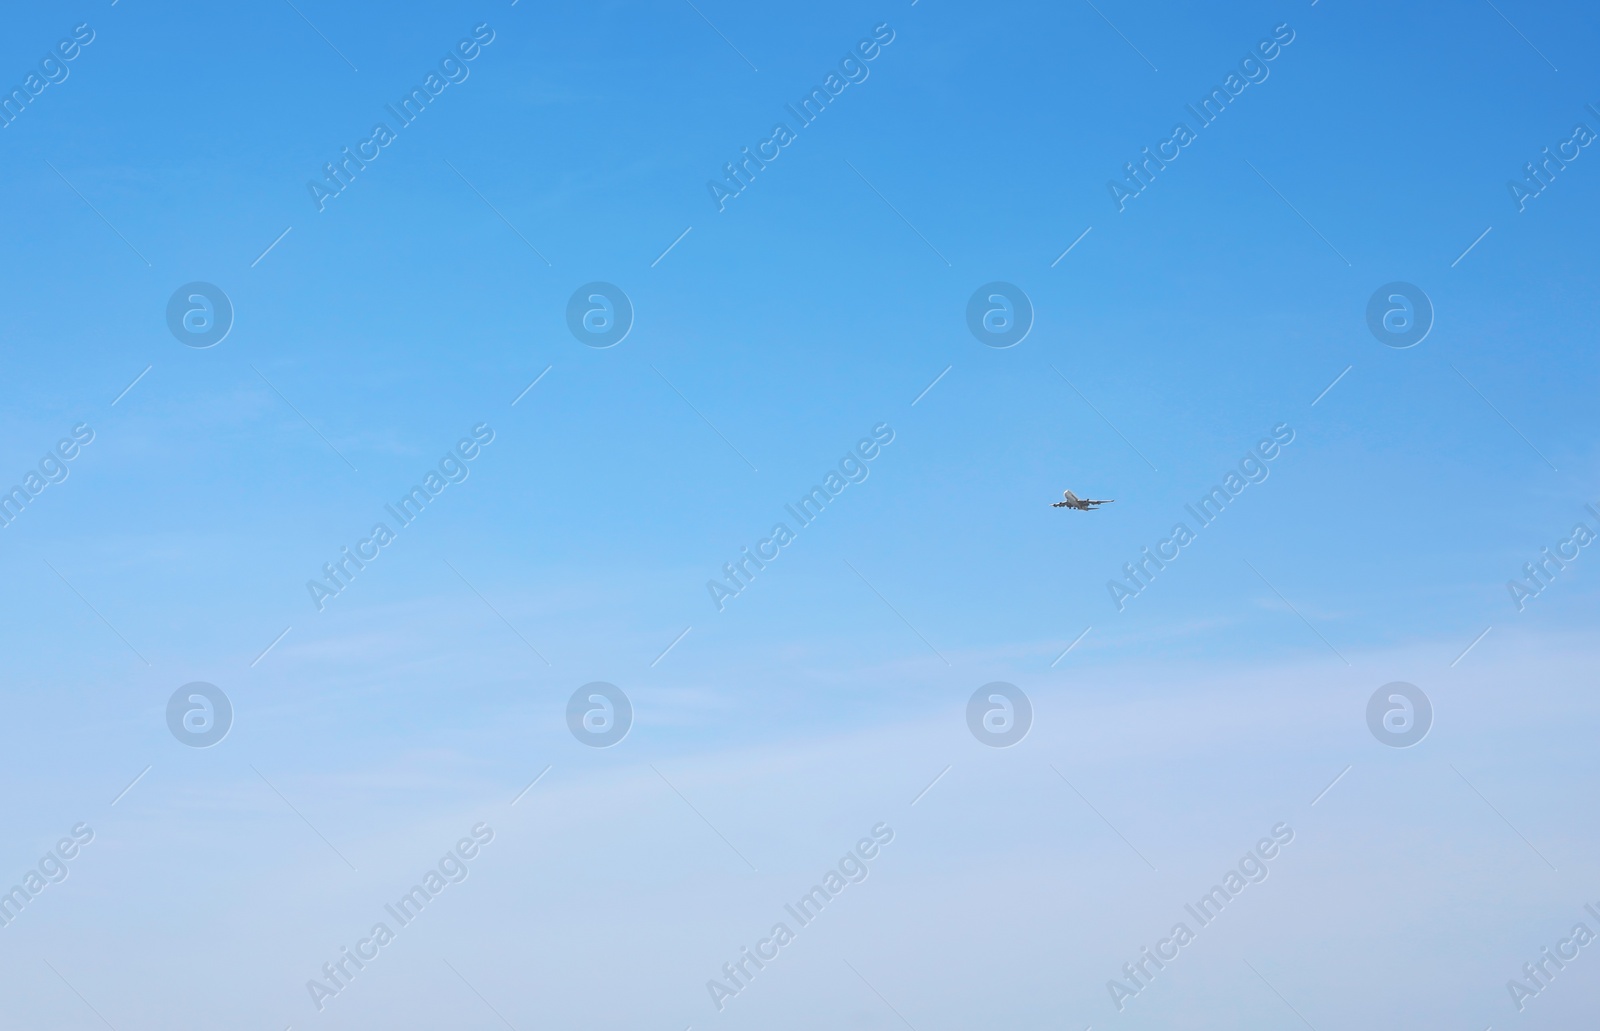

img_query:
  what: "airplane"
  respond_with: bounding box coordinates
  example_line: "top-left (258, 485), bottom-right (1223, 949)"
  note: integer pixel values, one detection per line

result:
top-left (1052, 489), bottom-right (1113, 511)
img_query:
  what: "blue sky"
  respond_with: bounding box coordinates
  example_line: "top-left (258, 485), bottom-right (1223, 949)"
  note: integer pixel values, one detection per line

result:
top-left (1, 0), bottom-right (1598, 1028)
